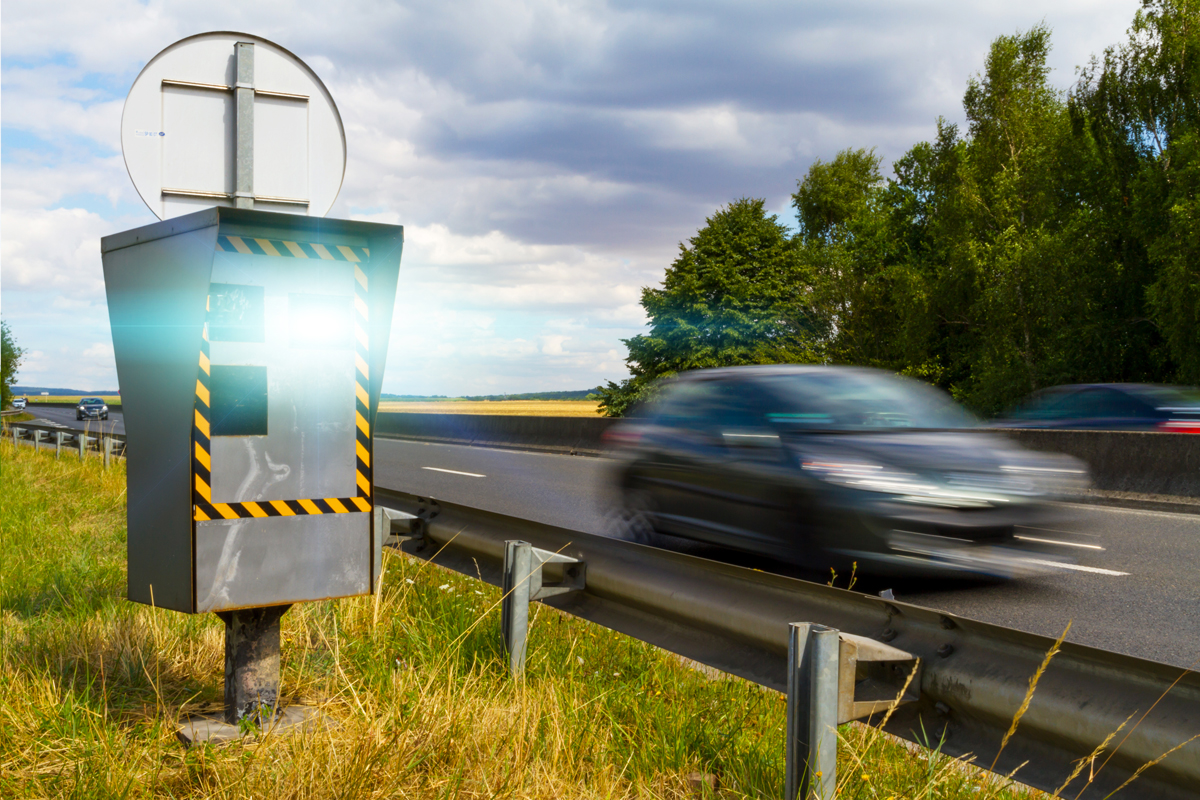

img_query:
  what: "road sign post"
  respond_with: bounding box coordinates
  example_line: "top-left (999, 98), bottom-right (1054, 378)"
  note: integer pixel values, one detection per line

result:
top-left (105, 32), bottom-right (402, 741)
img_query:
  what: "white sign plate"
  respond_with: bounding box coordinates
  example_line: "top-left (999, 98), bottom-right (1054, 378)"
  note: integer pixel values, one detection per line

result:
top-left (122, 31), bottom-right (347, 219)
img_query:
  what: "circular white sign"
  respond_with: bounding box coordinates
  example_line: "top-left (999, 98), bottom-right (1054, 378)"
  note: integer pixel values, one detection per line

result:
top-left (121, 31), bottom-right (347, 219)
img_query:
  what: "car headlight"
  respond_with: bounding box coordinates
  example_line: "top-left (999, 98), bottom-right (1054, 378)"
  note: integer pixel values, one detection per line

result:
top-left (801, 459), bottom-right (998, 508)
top-left (998, 462), bottom-right (1089, 493)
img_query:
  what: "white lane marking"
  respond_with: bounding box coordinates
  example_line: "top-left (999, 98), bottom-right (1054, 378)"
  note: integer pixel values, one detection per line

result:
top-left (1055, 502), bottom-right (1200, 520)
top-left (1017, 524), bottom-right (1103, 538)
top-left (1025, 559), bottom-right (1129, 576)
top-left (421, 466), bottom-right (486, 478)
top-left (1014, 535), bottom-right (1106, 551)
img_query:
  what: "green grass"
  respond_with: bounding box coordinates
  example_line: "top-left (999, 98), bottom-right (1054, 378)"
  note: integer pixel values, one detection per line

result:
top-left (1, 437), bottom-right (1056, 798)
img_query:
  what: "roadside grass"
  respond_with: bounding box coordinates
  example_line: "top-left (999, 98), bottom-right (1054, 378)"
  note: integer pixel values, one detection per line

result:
top-left (379, 399), bottom-right (602, 416)
top-left (1, 438), bottom-right (1054, 799)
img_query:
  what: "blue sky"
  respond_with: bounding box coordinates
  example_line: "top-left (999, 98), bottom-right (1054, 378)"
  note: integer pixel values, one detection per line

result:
top-left (2, 0), bottom-right (1139, 395)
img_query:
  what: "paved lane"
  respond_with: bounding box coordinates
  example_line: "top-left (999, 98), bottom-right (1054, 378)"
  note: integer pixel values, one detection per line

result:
top-left (375, 438), bottom-right (1200, 670)
top-left (24, 405), bottom-right (125, 435)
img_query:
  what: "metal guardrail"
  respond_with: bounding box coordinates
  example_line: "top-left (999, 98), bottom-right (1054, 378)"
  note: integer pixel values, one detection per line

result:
top-left (376, 487), bottom-right (1199, 800)
top-left (5, 421), bottom-right (126, 463)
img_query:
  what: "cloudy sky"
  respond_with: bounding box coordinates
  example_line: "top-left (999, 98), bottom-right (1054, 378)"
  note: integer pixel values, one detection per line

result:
top-left (2, 0), bottom-right (1139, 396)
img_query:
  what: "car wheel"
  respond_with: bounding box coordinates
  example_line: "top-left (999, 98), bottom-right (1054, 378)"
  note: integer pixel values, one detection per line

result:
top-left (618, 486), bottom-right (661, 546)
top-left (77, 414), bottom-right (83, 420)
top-left (102, 414), bottom-right (108, 420)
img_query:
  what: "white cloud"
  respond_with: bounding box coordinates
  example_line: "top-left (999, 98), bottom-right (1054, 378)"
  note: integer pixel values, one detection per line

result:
top-left (81, 342), bottom-right (114, 359)
top-left (1, 207), bottom-right (111, 299)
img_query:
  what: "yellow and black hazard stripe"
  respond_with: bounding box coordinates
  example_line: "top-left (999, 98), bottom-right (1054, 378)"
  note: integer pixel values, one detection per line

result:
top-left (215, 234), bottom-right (369, 262)
top-left (192, 238), bottom-right (375, 521)
top-left (353, 263), bottom-right (372, 499)
top-left (194, 495), bottom-right (372, 521)
top-left (193, 311), bottom-right (213, 511)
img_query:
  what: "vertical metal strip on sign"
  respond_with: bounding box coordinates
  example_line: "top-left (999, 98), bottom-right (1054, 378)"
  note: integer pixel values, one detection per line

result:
top-left (234, 42), bottom-right (255, 209)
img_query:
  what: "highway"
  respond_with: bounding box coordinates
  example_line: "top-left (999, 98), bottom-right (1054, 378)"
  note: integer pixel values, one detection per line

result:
top-left (16, 409), bottom-right (1196, 669)
top-left (375, 438), bottom-right (1200, 670)
top-left (23, 404), bottom-right (125, 435)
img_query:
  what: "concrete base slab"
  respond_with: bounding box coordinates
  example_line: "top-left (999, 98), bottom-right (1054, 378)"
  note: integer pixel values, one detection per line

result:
top-left (177, 705), bottom-right (330, 747)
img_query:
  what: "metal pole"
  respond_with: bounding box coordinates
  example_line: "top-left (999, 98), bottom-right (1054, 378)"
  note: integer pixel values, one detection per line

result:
top-left (786, 622), bottom-right (840, 800)
top-left (103, 435), bottom-right (111, 468)
top-left (56, 430), bottom-right (63, 459)
top-left (234, 42), bottom-right (254, 209)
top-left (501, 540), bottom-right (533, 677)
top-left (78, 432), bottom-right (86, 460)
top-left (217, 605), bottom-right (289, 726)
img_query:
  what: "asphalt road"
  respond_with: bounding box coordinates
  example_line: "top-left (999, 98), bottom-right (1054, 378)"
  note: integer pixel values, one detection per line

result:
top-left (375, 438), bottom-right (1200, 670)
top-left (24, 405), bottom-right (125, 435)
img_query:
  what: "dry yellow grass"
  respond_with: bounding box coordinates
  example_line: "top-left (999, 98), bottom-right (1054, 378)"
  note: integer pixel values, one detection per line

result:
top-left (379, 400), bottom-right (603, 416)
top-left (7, 437), bottom-right (1154, 799)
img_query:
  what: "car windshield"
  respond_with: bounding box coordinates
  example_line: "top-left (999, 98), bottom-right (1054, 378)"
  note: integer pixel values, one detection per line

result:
top-left (81, 398), bottom-right (104, 405)
top-left (1124, 385), bottom-right (1200, 410)
top-left (758, 371), bottom-right (978, 430)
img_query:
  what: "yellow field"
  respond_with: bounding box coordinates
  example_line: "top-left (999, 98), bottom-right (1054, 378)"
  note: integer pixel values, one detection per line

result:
top-left (379, 400), bottom-right (603, 416)
top-left (24, 395), bottom-right (121, 405)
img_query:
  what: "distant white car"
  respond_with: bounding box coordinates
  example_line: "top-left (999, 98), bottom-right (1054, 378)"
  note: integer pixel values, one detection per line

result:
top-left (12, 397), bottom-right (27, 410)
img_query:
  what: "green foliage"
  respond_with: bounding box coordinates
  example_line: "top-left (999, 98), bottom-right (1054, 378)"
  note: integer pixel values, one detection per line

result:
top-left (1074, 0), bottom-right (1200, 383)
top-left (1, 319), bottom-right (25, 410)
top-left (794, 148), bottom-right (883, 245)
top-left (598, 199), bottom-right (824, 416)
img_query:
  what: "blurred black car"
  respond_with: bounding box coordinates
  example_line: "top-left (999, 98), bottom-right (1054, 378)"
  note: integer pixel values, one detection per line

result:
top-left (993, 384), bottom-right (1200, 433)
top-left (77, 397), bottom-right (109, 421)
top-left (604, 366), bottom-right (1087, 578)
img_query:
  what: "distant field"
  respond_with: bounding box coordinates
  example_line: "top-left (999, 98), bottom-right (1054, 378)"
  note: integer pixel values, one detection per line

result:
top-left (24, 395), bottom-right (122, 406)
top-left (379, 400), bottom-right (603, 416)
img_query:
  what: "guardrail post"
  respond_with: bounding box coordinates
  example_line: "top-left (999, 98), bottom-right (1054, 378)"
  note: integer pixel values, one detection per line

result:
top-left (501, 540), bottom-right (585, 678)
top-left (786, 622), bottom-right (840, 800)
top-left (103, 435), bottom-right (111, 468)
top-left (12, 426), bottom-right (21, 446)
top-left (373, 506), bottom-right (421, 588)
top-left (501, 541), bottom-right (535, 677)
top-left (56, 431), bottom-right (63, 459)
top-left (33, 430), bottom-right (43, 451)
top-left (78, 433), bottom-right (86, 460)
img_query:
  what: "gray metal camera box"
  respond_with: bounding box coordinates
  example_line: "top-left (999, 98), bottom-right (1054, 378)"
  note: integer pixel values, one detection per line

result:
top-left (102, 207), bottom-right (402, 613)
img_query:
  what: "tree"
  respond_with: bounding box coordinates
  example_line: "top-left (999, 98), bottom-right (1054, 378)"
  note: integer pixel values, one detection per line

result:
top-left (792, 147), bottom-right (942, 377)
top-left (597, 198), bottom-right (823, 416)
top-left (794, 148), bottom-right (883, 245)
top-left (1075, 0), bottom-right (1200, 382)
top-left (2, 319), bottom-right (25, 410)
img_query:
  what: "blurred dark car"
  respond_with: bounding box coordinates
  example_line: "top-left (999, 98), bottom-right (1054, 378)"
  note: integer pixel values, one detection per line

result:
top-left (77, 397), bottom-right (109, 421)
top-left (993, 384), bottom-right (1200, 433)
top-left (604, 366), bottom-right (1088, 578)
